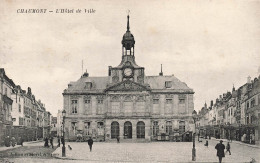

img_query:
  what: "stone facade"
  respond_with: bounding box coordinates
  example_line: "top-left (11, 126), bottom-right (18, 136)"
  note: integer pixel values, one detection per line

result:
top-left (63, 15), bottom-right (195, 142)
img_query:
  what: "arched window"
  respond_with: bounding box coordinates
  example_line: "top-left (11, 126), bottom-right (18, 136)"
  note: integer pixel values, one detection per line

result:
top-left (124, 121), bottom-right (132, 139)
top-left (137, 121), bottom-right (145, 138)
top-left (111, 121), bottom-right (119, 139)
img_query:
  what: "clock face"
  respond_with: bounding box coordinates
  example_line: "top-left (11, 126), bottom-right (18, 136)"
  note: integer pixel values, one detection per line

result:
top-left (124, 68), bottom-right (133, 77)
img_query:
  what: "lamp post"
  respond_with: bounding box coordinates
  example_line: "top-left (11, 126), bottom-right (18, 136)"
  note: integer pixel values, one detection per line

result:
top-left (192, 111), bottom-right (197, 161)
top-left (62, 110), bottom-right (66, 157)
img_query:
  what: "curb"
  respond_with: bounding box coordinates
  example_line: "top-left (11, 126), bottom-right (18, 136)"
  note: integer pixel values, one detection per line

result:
top-left (206, 138), bottom-right (260, 149)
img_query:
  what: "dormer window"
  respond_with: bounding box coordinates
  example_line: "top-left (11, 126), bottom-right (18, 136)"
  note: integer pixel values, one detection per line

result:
top-left (85, 82), bottom-right (92, 89)
top-left (165, 81), bottom-right (172, 88)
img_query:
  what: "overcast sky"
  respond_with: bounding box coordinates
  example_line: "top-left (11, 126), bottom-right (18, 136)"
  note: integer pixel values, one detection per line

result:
top-left (0, 0), bottom-right (260, 116)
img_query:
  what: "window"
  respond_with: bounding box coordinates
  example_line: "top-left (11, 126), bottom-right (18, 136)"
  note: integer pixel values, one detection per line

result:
top-left (5, 88), bottom-right (7, 95)
top-left (166, 121), bottom-right (172, 135)
top-left (71, 122), bottom-right (77, 135)
top-left (111, 102), bottom-right (120, 113)
top-left (153, 99), bottom-right (159, 104)
top-left (111, 121), bottom-right (119, 139)
top-left (179, 99), bottom-right (185, 104)
top-left (84, 122), bottom-right (91, 135)
top-left (153, 99), bottom-right (160, 114)
top-left (71, 100), bottom-right (78, 114)
top-left (166, 99), bottom-right (172, 104)
top-left (165, 99), bottom-right (173, 114)
top-left (178, 95), bottom-right (186, 104)
top-left (85, 82), bottom-right (92, 89)
top-left (246, 101), bottom-right (250, 109)
top-left (179, 121), bottom-right (185, 134)
top-left (19, 117), bottom-right (24, 125)
top-left (165, 81), bottom-right (172, 88)
top-left (152, 121), bottom-right (159, 136)
top-left (137, 121), bottom-right (145, 138)
top-left (97, 122), bottom-right (104, 135)
top-left (97, 99), bottom-right (103, 115)
top-left (19, 104), bottom-right (21, 112)
top-left (250, 98), bottom-right (255, 107)
top-left (84, 98), bottom-right (92, 115)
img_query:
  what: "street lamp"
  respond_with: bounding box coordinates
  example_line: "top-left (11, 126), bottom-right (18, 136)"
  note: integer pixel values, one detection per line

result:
top-left (192, 111), bottom-right (197, 161)
top-left (62, 110), bottom-right (66, 157)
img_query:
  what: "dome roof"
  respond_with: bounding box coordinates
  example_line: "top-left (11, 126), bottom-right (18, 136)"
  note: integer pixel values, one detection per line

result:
top-left (123, 31), bottom-right (134, 40)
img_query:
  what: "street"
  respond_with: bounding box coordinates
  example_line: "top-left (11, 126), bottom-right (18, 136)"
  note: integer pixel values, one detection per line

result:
top-left (0, 138), bottom-right (259, 162)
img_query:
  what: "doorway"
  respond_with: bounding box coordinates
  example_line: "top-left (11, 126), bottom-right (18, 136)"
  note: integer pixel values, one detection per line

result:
top-left (124, 121), bottom-right (132, 139)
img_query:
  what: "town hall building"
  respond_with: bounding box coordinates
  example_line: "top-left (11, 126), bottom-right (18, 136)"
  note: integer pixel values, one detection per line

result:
top-left (63, 15), bottom-right (195, 142)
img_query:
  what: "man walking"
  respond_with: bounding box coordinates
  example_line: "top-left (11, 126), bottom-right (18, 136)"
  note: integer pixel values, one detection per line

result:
top-left (57, 136), bottom-right (60, 147)
top-left (226, 142), bottom-right (231, 155)
top-left (49, 136), bottom-right (54, 148)
top-left (215, 140), bottom-right (225, 163)
top-left (88, 137), bottom-right (93, 152)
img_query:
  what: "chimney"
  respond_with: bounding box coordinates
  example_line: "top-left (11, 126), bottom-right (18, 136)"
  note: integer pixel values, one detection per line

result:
top-left (210, 100), bottom-right (213, 107)
top-left (108, 66), bottom-right (112, 76)
top-left (247, 76), bottom-right (251, 84)
top-left (27, 87), bottom-right (32, 96)
top-left (219, 95), bottom-right (222, 99)
top-left (159, 64), bottom-right (163, 76)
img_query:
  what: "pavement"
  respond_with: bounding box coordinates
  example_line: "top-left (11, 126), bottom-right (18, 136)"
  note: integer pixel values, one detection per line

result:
top-left (52, 139), bottom-right (260, 162)
top-left (209, 137), bottom-right (260, 149)
top-left (0, 140), bottom-right (44, 151)
top-left (1, 137), bottom-right (259, 162)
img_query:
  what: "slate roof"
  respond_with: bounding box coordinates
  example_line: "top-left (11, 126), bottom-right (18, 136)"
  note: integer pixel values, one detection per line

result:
top-left (145, 75), bottom-right (193, 92)
top-left (64, 75), bottom-right (193, 94)
top-left (66, 76), bottom-right (110, 93)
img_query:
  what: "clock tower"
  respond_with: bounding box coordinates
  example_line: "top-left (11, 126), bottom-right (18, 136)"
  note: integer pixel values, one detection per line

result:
top-left (108, 14), bottom-right (145, 85)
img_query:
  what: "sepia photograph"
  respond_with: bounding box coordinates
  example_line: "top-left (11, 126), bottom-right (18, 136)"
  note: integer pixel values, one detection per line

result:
top-left (0, 0), bottom-right (259, 162)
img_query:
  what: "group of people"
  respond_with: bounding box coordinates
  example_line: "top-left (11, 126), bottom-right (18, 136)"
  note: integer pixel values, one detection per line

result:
top-left (44, 136), bottom-right (54, 148)
top-left (241, 133), bottom-right (255, 144)
top-left (4, 136), bottom-right (24, 147)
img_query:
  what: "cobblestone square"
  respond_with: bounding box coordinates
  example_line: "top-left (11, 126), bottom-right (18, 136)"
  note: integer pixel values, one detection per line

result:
top-left (52, 139), bottom-right (260, 162)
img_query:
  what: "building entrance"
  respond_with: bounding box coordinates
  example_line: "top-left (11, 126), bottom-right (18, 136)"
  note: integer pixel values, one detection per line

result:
top-left (111, 121), bottom-right (119, 139)
top-left (124, 121), bottom-right (132, 139)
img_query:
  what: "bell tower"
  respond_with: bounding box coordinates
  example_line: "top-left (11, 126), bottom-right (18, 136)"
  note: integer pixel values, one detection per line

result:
top-left (121, 13), bottom-right (135, 56)
top-left (108, 13), bottom-right (144, 85)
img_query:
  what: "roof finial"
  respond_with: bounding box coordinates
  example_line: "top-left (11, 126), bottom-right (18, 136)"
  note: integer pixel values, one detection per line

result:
top-left (127, 10), bottom-right (130, 32)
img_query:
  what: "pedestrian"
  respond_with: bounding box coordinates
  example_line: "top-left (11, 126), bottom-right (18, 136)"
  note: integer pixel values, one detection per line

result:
top-left (117, 136), bottom-right (120, 143)
top-left (226, 142), bottom-right (231, 155)
top-left (204, 140), bottom-right (208, 147)
top-left (49, 136), bottom-right (54, 148)
top-left (215, 140), bottom-right (225, 163)
top-left (88, 137), bottom-right (93, 152)
top-left (251, 134), bottom-right (255, 144)
top-left (5, 136), bottom-right (10, 147)
top-left (20, 136), bottom-right (24, 146)
top-left (11, 137), bottom-right (16, 147)
top-left (44, 137), bottom-right (49, 147)
top-left (57, 136), bottom-right (60, 147)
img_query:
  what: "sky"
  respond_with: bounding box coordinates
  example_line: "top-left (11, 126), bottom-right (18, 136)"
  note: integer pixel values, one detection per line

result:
top-left (0, 0), bottom-right (260, 116)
